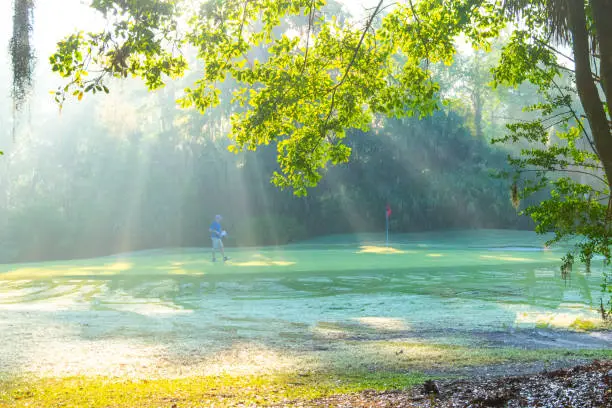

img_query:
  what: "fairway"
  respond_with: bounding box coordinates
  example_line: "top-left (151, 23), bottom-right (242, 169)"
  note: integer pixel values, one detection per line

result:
top-left (0, 230), bottom-right (609, 380)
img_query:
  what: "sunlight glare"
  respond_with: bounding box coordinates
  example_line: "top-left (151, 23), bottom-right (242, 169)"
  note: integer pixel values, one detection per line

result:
top-left (354, 317), bottom-right (409, 331)
top-left (357, 245), bottom-right (406, 254)
top-left (231, 260), bottom-right (296, 267)
top-left (480, 255), bottom-right (533, 262)
top-left (514, 311), bottom-right (602, 330)
top-left (0, 262), bottom-right (132, 279)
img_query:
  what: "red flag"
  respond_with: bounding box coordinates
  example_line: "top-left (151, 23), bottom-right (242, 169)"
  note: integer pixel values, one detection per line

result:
top-left (386, 204), bottom-right (392, 218)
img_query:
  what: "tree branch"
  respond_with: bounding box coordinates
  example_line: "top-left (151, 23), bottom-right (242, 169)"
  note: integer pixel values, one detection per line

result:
top-left (535, 37), bottom-right (574, 62)
top-left (300, 0), bottom-right (316, 76)
top-left (542, 116), bottom-right (573, 130)
top-left (539, 110), bottom-right (573, 122)
top-left (321, 0), bottom-right (384, 136)
top-left (550, 77), bottom-right (598, 155)
top-left (518, 168), bottom-right (608, 185)
top-left (407, 0), bottom-right (430, 68)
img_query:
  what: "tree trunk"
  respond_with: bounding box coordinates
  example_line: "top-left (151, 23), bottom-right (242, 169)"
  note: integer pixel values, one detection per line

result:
top-left (472, 91), bottom-right (484, 139)
top-left (567, 0), bottom-right (612, 184)
top-left (591, 0), bottom-right (612, 120)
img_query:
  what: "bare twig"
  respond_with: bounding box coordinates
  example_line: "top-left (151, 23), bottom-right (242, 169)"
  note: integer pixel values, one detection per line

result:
top-left (539, 110), bottom-right (573, 122)
top-left (519, 168), bottom-right (608, 185)
top-left (535, 38), bottom-right (574, 62)
top-left (542, 116), bottom-right (573, 130)
top-left (550, 77), bottom-right (598, 156)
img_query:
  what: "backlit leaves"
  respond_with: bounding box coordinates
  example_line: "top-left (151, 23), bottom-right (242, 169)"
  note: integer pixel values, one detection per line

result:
top-left (51, 0), bottom-right (506, 194)
top-left (50, 0), bottom-right (186, 109)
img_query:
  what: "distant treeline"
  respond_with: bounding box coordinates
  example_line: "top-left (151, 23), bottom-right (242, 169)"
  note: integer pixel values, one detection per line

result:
top-left (0, 99), bottom-right (526, 263)
top-left (0, 0), bottom-right (543, 263)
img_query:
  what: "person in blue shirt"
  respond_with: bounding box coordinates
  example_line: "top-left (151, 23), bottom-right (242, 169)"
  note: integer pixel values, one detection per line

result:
top-left (209, 214), bottom-right (228, 262)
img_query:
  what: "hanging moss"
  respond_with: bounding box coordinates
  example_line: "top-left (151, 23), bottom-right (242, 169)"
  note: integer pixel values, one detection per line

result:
top-left (9, 0), bottom-right (35, 111)
top-left (510, 182), bottom-right (520, 210)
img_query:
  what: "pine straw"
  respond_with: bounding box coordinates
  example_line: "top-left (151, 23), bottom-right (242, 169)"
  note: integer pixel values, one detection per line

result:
top-left (285, 359), bottom-right (612, 408)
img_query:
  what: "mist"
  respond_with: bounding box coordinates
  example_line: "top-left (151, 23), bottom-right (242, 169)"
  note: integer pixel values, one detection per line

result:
top-left (0, 0), bottom-right (538, 264)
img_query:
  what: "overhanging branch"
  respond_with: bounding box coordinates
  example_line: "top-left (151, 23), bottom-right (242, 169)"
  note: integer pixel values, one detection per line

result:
top-left (321, 0), bottom-right (384, 136)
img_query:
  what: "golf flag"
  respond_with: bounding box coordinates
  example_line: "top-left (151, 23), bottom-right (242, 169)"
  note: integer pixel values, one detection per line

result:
top-left (386, 204), bottom-right (392, 218)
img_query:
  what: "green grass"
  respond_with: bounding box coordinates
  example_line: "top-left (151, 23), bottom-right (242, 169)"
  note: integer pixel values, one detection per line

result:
top-left (0, 230), bottom-right (564, 280)
top-left (568, 317), bottom-right (606, 331)
top-left (0, 371), bottom-right (428, 408)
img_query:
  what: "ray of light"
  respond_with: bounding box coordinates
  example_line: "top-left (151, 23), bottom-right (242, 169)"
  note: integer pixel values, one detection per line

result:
top-left (356, 245), bottom-right (407, 254)
top-left (480, 255), bottom-right (534, 262)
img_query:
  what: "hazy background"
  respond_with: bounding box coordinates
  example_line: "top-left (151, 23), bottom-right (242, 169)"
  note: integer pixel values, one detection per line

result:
top-left (0, 0), bottom-right (547, 263)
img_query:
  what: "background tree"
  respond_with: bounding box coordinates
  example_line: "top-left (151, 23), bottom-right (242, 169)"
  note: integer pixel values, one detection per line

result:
top-left (9, 0), bottom-right (35, 113)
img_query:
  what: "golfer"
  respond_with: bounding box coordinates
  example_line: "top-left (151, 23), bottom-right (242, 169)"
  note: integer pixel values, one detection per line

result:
top-left (209, 214), bottom-right (228, 262)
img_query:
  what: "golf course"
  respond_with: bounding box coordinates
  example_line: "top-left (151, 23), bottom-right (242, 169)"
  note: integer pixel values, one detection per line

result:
top-left (3, 0), bottom-right (612, 405)
top-left (1, 230), bottom-right (610, 406)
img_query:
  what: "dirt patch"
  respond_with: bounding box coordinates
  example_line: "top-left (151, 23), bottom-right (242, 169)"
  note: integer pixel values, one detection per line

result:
top-left (286, 360), bottom-right (612, 407)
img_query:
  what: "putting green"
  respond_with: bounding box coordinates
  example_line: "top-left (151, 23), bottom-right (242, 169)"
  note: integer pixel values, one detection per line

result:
top-left (0, 230), bottom-right (609, 379)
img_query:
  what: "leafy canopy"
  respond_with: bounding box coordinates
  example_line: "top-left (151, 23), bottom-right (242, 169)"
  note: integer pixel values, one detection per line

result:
top-left (50, 0), bottom-right (505, 195)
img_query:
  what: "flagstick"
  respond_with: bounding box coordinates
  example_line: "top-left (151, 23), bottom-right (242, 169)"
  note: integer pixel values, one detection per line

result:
top-left (385, 213), bottom-right (389, 246)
